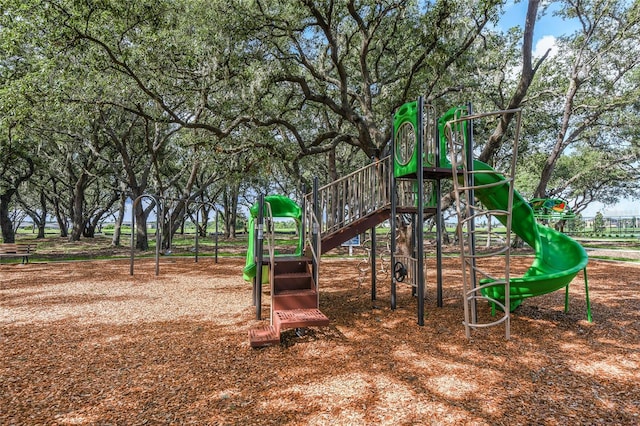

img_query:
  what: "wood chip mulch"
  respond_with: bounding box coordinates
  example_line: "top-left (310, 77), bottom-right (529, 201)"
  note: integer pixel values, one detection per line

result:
top-left (1, 256), bottom-right (639, 425)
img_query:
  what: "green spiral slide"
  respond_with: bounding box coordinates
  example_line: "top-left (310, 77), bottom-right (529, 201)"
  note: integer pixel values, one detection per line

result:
top-left (471, 160), bottom-right (589, 311)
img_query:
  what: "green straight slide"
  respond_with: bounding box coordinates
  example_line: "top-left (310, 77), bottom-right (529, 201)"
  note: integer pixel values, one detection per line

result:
top-left (242, 195), bottom-right (304, 283)
top-left (471, 160), bottom-right (588, 311)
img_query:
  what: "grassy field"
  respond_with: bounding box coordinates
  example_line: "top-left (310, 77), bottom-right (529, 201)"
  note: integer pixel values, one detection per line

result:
top-left (4, 227), bottom-right (639, 264)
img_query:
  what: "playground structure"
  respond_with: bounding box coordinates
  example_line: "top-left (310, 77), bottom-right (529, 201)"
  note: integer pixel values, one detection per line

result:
top-left (246, 97), bottom-right (590, 347)
top-left (529, 197), bottom-right (577, 233)
top-left (530, 198), bottom-right (576, 221)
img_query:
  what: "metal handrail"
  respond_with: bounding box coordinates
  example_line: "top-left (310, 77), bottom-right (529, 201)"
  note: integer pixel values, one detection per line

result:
top-left (306, 156), bottom-right (392, 238)
top-left (305, 201), bottom-right (322, 299)
top-left (263, 201), bottom-right (276, 324)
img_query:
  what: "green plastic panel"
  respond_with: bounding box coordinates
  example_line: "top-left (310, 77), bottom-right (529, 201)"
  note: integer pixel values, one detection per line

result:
top-left (393, 101), bottom-right (419, 177)
top-left (243, 195), bottom-right (304, 282)
top-left (436, 106), bottom-right (468, 168)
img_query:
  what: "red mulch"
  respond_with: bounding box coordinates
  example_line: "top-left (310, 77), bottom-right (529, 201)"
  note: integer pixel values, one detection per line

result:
top-left (1, 256), bottom-right (639, 425)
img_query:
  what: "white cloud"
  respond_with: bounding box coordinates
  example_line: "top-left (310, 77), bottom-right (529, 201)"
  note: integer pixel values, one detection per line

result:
top-left (534, 35), bottom-right (558, 58)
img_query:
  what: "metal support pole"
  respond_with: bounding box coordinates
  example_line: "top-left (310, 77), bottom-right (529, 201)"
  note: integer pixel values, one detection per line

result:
top-left (436, 179), bottom-right (443, 307)
top-left (416, 96), bottom-right (425, 326)
top-left (411, 213), bottom-right (417, 298)
top-left (312, 178), bottom-right (320, 282)
top-left (389, 110), bottom-right (398, 310)
top-left (465, 102), bottom-right (477, 322)
top-left (255, 194), bottom-right (264, 320)
top-left (301, 185), bottom-right (306, 254)
top-left (155, 200), bottom-right (162, 277)
top-left (130, 198), bottom-right (135, 276)
top-left (194, 208), bottom-right (199, 263)
top-left (584, 267), bottom-right (592, 322)
top-left (215, 211), bottom-right (219, 264)
top-left (371, 228), bottom-right (377, 301)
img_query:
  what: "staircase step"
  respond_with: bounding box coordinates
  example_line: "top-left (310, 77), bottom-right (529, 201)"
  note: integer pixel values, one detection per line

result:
top-left (272, 289), bottom-right (318, 311)
top-left (274, 272), bottom-right (312, 279)
top-left (274, 287), bottom-right (316, 295)
top-left (248, 325), bottom-right (280, 348)
top-left (272, 257), bottom-right (311, 275)
top-left (274, 309), bottom-right (330, 331)
top-left (273, 272), bottom-right (313, 291)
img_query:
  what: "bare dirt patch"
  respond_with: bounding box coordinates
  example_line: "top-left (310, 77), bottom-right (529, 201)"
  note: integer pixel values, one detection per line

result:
top-left (1, 257), bottom-right (639, 425)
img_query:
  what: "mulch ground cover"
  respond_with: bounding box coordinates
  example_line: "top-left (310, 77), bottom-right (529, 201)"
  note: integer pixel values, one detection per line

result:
top-left (1, 256), bottom-right (639, 425)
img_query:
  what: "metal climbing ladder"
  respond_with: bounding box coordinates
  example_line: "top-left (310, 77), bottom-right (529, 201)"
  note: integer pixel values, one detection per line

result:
top-left (444, 107), bottom-right (522, 339)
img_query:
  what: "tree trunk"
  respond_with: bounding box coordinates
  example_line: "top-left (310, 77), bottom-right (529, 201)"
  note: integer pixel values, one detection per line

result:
top-left (486, 219), bottom-right (492, 248)
top-left (35, 190), bottom-right (47, 238)
top-left (440, 215), bottom-right (450, 245)
top-left (18, 189), bottom-right (47, 239)
top-left (199, 206), bottom-right (210, 238)
top-left (83, 193), bottom-right (119, 239)
top-left (160, 202), bottom-right (186, 251)
top-left (36, 223), bottom-right (46, 239)
top-left (49, 181), bottom-right (69, 238)
top-left (534, 75), bottom-right (580, 198)
top-left (223, 185), bottom-right (239, 239)
top-left (478, 0), bottom-right (547, 163)
top-left (111, 191), bottom-right (127, 247)
top-left (0, 192), bottom-right (16, 243)
top-left (0, 155), bottom-right (34, 243)
top-left (135, 202), bottom-right (149, 251)
top-left (83, 224), bottom-right (95, 238)
top-left (54, 208), bottom-right (69, 238)
top-left (69, 173), bottom-right (89, 242)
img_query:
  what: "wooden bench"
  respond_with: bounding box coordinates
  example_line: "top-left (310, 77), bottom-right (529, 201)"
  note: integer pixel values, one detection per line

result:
top-left (0, 243), bottom-right (36, 264)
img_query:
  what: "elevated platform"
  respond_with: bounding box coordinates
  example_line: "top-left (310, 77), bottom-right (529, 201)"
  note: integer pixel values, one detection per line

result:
top-left (395, 166), bottom-right (460, 180)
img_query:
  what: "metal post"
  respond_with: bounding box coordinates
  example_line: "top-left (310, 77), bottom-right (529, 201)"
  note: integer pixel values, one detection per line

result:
top-left (416, 97), bottom-right (425, 326)
top-left (255, 194), bottom-right (264, 320)
top-left (215, 210), bottom-right (219, 264)
top-left (465, 102), bottom-right (477, 322)
top-left (436, 179), bottom-right (443, 307)
top-left (390, 110), bottom-right (398, 310)
top-left (584, 267), bottom-right (592, 322)
top-left (193, 206), bottom-right (199, 263)
top-left (251, 216), bottom-right (256, 307)
top-left (371, 228), bottom-right (377, 301)
top-left (301, 185), bottom-right (306, 253)
top-left (155, 200), bottom-right (162, 276)
top-left (130, 197), bottom-right (135, 276)
top-left (312, 178), bottom-right (320, 281)
top-left (411, 213), bottom-right (417, 298)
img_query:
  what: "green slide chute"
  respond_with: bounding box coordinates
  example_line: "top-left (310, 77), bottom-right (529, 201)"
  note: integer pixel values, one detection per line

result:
top-left (242, 195), bottom-right (304, 282)
top-left (471, 160), bottom-right (588, 310)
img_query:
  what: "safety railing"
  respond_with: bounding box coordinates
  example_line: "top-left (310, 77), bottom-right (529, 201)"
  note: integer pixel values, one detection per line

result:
top-left (308, 156), bottom-right (392, 238)
top-left (262, 201), bottom-right (277, 324)
top-left (304, 201), bottom-right (322, 304)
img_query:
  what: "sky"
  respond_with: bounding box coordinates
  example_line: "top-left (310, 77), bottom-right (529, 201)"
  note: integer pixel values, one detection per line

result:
top-left (499, 1), bottom-right (639, 217)
top-left (500, 1), bottom-right (582, 44)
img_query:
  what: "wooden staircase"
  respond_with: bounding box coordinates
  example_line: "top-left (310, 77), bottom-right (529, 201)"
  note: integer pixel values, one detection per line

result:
top-left (249, 256), bottom-right (329, 348)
